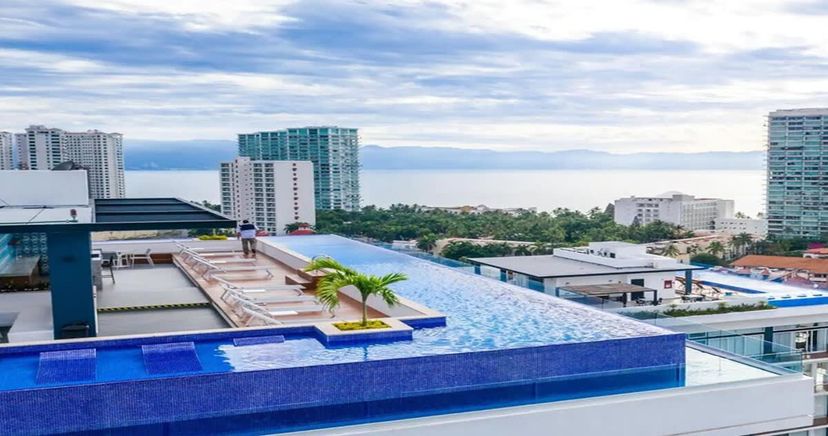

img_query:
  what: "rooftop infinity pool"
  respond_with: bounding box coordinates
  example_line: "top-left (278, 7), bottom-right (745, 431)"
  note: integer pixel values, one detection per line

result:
top-left (0, 235), bottom-right (686, 434)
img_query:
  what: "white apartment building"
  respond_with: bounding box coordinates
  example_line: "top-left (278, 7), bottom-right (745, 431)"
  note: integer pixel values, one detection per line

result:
top-left (63, 130), bottom-right (125, 199)
top-left (0, 132), bottom-right (12, 170)
top-left (220, 157), bottom-right (315, 235)
top-left (614, 192), bottom-right (734, 231)
top-left (714, 217), bottom-right (768, 237)
top-left (15, 125), bottom-right (64, 171)
top-left (14, 125), bottom-right (125, 199)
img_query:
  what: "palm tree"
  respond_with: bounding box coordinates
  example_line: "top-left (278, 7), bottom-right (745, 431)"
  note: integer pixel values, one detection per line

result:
top-left (707, 241), bottom-right (725, 258)
top-left (304, 256), bottom-right (407, 327)
top-left (662, 244), bottom-right (680, 258)
top-left (730, 233), bottom-right (754, 257)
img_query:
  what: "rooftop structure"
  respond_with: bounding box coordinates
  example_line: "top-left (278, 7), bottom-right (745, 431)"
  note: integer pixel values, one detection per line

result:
top-left (766, 108), bottom-right (828, 238)
top-left (220, 157), bottom-right (316, 235)
top-left (238, 126), bottom-right (360, 211)
top-left (0, 235), bottom-right (814, 434)
top-left (804, 247), bottom-right (828, 259)
top-left (0, 170), bottom-right (235, 339)
top-left (731, 255), bottom-right (828, 284)
top-left (469, 241), bottom-right (701, 303)
top-left (614, 192), bottom-right (734, 231)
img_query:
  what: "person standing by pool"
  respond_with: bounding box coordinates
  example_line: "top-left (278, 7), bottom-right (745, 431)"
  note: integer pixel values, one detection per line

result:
top-left (238, 220), bottom-right (258, 257)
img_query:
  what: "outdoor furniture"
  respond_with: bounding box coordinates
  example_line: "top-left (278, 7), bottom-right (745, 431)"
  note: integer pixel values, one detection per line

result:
top-left (103, 251), bottom-right (130, 269)
top-left (128, 248), bottom-right (154, 267)
top-left (180, 249), bottom-right (244, 263)
top-left (220, 285), bottom-right (316, 305)
top-left (175, 242), bottom-right (240, 259)
top-left (185, 253), bottom-right (256, 267)
top-left (213, 276), bottom-right (304, 295)
top-left (191, 257), bottom-right (273, 280)
top-left (101, 255), bottom-right (116, 284)
top-left (238, 301), bottom-right (332, 327)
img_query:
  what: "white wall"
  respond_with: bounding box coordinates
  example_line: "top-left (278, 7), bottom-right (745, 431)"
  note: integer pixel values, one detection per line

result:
top-left (0, 170), bottom-right (89, 206)
top-left (294, 373), bottom-right (814, 436)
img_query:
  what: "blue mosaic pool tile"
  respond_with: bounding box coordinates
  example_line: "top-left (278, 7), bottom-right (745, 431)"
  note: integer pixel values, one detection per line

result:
top-left (36, 348), bottom-right (96, 384)
top-left (142, 342), bottom-right (202, 374)
top-left (233, 335), bottom-right (285, 346)
top-left (402, 316), bottom-right (447, 328)
top-left (318, 328), bottom-right (413, 347)
top-left (0, 333), bottom-right (686, 434)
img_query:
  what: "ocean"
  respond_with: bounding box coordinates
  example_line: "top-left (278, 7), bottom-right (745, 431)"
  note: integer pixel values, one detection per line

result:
top-left (125, 169), bottom-right (766, 217)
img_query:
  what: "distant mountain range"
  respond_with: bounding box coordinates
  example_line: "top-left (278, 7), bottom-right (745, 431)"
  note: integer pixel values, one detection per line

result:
top-left (124, 140), bottom-right (764, 171)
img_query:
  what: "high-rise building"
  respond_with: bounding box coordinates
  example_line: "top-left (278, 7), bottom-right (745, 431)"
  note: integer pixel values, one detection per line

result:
top-left (0, 132), bottom-right (12, 170)
top-left (63, 130), bottom-right (125, 199)
top-left (15, 125), bottom-right (64, 171)
top-left (614, 192), bottom-right (734, 231)
top-left (238, 126), bottom-right (360, 211)
top-left (767, 108), bottom-right (828, 239)
top-left (15, 125), bottom-right (125, 199)
top-left (220, 157), bottom-right (316, 235)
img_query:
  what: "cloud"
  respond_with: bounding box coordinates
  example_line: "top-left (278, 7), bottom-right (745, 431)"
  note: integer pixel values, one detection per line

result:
top-left (0, 0), bottom-right (826, 152)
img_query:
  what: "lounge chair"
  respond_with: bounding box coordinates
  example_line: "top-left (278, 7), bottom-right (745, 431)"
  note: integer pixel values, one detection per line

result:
top-left (191, 257), bottom-right (273, 280)
top-left (220, 285), bottom-right (316, 304)
top-left (175, 242), bottom-right (241, 260)
top-left (129, 248), bottom-right (154, 267)
top-left (184, 252), bottom-right (257, 267)
top-left (214, 276), bottom-right (304, 295)
top-left (239, 303), bottom-right (333, 327)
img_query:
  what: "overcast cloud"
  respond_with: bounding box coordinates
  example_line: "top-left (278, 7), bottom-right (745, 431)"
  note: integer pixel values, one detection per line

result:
top-left (1, 0), bottom-right (827, 152)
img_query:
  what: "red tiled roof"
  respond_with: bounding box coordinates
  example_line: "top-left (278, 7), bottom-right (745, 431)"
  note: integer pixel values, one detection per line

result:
top-left (732, 255), bottom-right (828, 274)
top-left (805, 248), bottom-right (828, 255)
top-left (289, 228), bottom-right (315, 235)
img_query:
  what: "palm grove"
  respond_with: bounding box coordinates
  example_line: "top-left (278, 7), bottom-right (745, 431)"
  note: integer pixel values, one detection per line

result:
top-left (315, 204), bottom-right (697, 260)
top-left (311, 204), bottom-right (811, 262)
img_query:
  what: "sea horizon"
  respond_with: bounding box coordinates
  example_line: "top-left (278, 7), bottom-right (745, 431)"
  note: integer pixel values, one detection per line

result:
top-left (125, 168), bottom-right (766, 217)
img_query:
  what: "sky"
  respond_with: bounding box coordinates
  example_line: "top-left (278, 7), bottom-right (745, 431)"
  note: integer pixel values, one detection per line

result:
top-left (1, 0), bottom-right (827, 152)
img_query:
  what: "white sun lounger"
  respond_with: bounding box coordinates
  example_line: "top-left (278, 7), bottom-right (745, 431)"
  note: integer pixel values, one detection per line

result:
top-left (213, 277), bottom-right (304, 295)
top-left (240, 306), bottom-right (332, 327)
top-left (221, 286), bottom-right (316, 304)
top-left (192, 257), bottom-right (273, 280)
top-left (185, 253), bottom-right (257, 266)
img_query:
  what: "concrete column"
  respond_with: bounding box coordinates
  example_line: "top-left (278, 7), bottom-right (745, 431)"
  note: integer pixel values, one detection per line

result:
top-left (763, 326), bottom-right (774, 355)
top-left (47, 231), bottom-right (96, 339)
top-left (685, 270), bottom-right (693, 294)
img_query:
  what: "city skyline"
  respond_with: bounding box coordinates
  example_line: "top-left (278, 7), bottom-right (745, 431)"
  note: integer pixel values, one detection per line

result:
top-left (2, 1), bottom-right (828, 152)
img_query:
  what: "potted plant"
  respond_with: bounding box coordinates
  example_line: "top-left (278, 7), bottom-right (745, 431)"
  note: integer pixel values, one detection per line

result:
top-left (304, 256), bottom-right (407, 330)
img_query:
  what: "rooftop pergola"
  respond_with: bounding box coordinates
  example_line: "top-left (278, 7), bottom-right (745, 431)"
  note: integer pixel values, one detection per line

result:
top-left (0, 198), bottom-right (236, 338)
top-left (558, 283), bottom-right (660, 306)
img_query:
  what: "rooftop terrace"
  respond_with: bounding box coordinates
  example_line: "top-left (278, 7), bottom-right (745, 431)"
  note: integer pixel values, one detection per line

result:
top-left (0, 236), bottom-right (814, 434)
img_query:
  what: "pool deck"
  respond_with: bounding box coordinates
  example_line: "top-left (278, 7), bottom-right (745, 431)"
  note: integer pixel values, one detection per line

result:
top-left (173, 250), bottom-right (384, 327)
top-left (0, 265), bottom-right (229, 342)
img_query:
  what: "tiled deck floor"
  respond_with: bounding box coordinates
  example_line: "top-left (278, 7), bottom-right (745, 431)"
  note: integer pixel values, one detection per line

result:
top-left (97, 308), bottom-right (227, 337)
top-left (99, 265), bottom-right (207, 308)
top-left (174, 252), bottom-right (383, 327)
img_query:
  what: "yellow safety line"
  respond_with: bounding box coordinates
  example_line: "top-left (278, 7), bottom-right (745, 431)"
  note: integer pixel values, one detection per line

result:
top-left (97, 302), bottom-right (211, 312)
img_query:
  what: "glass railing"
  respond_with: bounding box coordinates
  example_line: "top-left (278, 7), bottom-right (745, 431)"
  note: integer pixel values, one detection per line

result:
top-left (372, 243), bottom-right (803, 374)
top-left (625, 310), bottom-right (803, 374)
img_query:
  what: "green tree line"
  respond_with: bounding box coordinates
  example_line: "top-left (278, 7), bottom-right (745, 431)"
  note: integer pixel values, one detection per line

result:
top-left (315, 204), bottom-right (694, 259)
